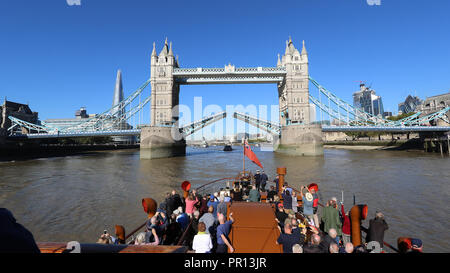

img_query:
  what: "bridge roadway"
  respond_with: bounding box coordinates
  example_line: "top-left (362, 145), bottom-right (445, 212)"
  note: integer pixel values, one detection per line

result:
top-left (7, 125), bottom-right (450, 139)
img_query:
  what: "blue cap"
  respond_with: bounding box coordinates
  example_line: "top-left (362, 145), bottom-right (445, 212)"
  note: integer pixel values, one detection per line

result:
top-left (157, 208), bottom-right (166, 214)
top-left (411, 238), bottom-right (422, 248)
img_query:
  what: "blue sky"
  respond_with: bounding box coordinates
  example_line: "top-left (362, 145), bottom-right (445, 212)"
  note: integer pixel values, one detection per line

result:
top-left (1, 0), bottom-right (449, 139)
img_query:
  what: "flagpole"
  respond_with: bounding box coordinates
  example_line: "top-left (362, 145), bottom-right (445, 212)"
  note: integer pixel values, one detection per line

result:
top-left (243, 138), bottom-right (246, 174)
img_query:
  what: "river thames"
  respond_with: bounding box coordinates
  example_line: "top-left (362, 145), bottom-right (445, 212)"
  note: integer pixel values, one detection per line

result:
top-left (0, 147), bottom-right (449, 252)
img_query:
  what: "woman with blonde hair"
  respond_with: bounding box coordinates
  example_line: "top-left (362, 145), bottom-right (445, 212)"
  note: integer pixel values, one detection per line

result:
top-left (192, 222), bottom-right (213, 253)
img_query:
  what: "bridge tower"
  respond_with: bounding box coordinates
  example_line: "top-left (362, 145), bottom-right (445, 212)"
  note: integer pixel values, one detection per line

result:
top-left (275, 38), bottom-right (323, 156)
top-left (278, 37), bottom-right (310, 125)
top-left (150, 38), bottom-right (180, 126)
top-left (140, 39), bottom-right (186, 159)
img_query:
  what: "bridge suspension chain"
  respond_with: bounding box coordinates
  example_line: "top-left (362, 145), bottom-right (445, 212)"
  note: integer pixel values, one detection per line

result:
top-left (8, 79), bottom-right (152, 135)
top-left (308, 76), bottom-right (450, 127)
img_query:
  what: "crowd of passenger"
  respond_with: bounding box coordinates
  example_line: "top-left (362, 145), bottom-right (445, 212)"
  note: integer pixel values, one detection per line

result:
top-left (0, 168), bottom-right (423, 253)
top-left (128, 188), bottom-right (237, 253)
top-left (101, 170), bottom-right (423, 254)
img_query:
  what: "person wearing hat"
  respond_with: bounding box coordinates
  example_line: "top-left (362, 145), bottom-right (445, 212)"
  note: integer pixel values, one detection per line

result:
top-left (260, 170), bottom-right (268, 192)
top-left (275, 203), bottom-right (288, 230)
top-left (154, 208), bottom-right (169, 234)
top-left (207, 194), bottom-right (219, 219)
top-left (321, 200), bottom-right (342, 243)
top-left (367, 211), bottom-right (389, 252)
top-left (300, 186), bottom-right (315, 226)
top-left (175, 207), bottom-right (189, 231)
top-left (410, 238), bottom-right (423, 253)
top-left (254, 170), bottom-right (262, 191)
top-left (310, 187), bottom-right (320, 229)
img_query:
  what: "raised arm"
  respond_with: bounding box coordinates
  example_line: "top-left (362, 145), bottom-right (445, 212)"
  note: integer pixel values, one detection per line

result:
top-left (149, 228), bottom-right (159, 245)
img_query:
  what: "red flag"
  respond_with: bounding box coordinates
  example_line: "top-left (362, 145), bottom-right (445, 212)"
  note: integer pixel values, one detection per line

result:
top-left (244, 139), bottom-right (263, 169)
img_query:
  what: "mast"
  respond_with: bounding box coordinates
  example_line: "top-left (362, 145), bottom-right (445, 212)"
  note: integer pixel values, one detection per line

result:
top-left (243, 137), bottom-right (246, 173)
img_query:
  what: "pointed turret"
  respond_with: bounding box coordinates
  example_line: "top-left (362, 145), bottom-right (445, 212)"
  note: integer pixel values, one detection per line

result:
top-left (285, 40), bottom-right (290, 55)
top-left (151, 42), bottom-right (157, 57)
top-left (112, 70), bottom-right (124, 117)
top-left (277, 53), bottom-right (281, 66)
top-left (159, 37), bottom-right (169, 56)
top-left (301, 40), bottom-right (307, 55)
top-left (168, 42), bottom-right (173, 56)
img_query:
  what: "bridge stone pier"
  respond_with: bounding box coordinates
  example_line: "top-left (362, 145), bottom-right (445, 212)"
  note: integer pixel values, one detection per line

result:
top-left (140, 126), bottom-right (186, 159)
top-left (140, 37), bottom-right (324, 159)
top-left (277, 124), bottom-right (323, 156)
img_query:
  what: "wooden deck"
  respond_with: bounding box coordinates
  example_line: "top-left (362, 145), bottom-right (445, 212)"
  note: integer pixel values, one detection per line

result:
top-left (228, 202), bottom-right (282, 253)
top-left (37, 242), bottom-right (187, 253)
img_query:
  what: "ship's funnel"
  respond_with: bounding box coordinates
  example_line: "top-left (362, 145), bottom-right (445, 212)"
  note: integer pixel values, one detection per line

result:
top-left (142, 198), bottom-right (157, 218)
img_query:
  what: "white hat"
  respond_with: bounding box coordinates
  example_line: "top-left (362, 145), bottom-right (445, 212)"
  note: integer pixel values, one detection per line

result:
top-left (305, 192), bottom-right (313, 202)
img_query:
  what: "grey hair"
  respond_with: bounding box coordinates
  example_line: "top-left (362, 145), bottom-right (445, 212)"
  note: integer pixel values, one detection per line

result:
top-left (376, 211), bottom-right (384, 219)
top-left (329, 243), bottom-right (339, 253)
top-left (328, 228), bottom-right (337, 238)
top-left (292, 244), bottom-right (303, 253)
top-left (345, 242), bottom-right (354, 253)
top-left (135, 232), bottom-right (146, 244)
top-left (312, 234), bottom-right (321, 245)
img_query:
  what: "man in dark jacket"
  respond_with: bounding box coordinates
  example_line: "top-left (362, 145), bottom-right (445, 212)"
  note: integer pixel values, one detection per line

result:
top-left (260, 171), bottom-right (268, 192)
top-left (303, 234), bottom-right (324, 253)
top-left (231, 187), bottom-right (243, 202)
top-left (367, 211), bottom-right (389, 251)
top-left (267, 186), bottom-right (277, 203)
top-left (282, 188), bottom-right (293, 212)
top-left (166, 192), bottom-right (176, 215)
top-left (276, 223), bottom-right (302, 253)
top-left (254, 170), bottom-right (262, 191)
top-left (319, 228), bottom-right (338, 253)
top-left (171, 190), bottom-right (183, 211)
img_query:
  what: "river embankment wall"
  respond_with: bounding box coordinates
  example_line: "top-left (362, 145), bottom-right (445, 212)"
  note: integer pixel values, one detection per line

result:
top-left (0, 142), bottom-right (139, 161)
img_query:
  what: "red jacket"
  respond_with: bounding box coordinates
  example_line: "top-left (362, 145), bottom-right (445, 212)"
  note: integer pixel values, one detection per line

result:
top-left (341, 204), bottom-right (351, 235)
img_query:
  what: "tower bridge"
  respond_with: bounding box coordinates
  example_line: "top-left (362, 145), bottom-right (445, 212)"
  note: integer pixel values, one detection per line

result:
top-left (6, 37), bottom-right (450, 158)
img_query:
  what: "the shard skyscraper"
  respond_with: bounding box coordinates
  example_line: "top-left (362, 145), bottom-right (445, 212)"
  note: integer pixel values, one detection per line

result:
top-left (112, 69), bottom-right (124, 117)
top-left (111, 69), bottom-right (134, 143)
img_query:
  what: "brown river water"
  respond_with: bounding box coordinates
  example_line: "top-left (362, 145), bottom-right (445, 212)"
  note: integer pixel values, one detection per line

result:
top-left (0, 146), bottom-right (449, 252)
